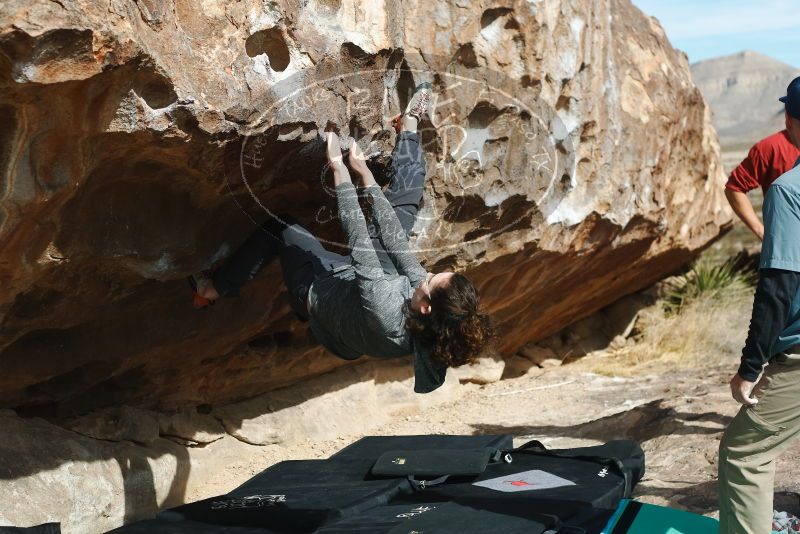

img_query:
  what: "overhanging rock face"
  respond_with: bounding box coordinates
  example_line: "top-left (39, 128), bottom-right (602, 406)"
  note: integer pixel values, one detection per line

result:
top-left (0, 0), bottom-right (730, 416)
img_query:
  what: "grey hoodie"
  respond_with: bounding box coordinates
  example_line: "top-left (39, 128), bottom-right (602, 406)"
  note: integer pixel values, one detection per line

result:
top-left (307, 182), bottom-right (446, 393)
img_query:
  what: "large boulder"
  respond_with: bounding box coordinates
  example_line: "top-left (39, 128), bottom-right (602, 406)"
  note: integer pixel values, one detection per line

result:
top-left (0, 0), bottom-right (730, 417)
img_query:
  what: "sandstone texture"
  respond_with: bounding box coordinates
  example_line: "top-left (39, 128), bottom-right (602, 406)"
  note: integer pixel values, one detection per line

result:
top-left (0, 0), bottom-right (730, 418)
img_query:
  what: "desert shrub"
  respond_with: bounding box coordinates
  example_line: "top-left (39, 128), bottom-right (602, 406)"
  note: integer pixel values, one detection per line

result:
top-left (662, 252), bottom-right (757, 314)
top-left (591, 253), bottom-right (757, 376)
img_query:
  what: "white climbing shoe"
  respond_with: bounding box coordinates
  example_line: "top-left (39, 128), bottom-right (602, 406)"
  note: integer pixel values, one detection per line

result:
top-left (404, 82), bottom-right (433, 120)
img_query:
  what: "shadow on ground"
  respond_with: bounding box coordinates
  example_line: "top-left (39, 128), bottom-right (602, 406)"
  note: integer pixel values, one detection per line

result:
top-left (471, 399), bottom-right (734, 443)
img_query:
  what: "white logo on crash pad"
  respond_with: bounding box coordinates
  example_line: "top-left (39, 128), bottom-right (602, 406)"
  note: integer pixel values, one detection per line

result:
top-left (210, 494), bottom-right (287, 509)
top-left (472, 470), bottom-right (576, 492)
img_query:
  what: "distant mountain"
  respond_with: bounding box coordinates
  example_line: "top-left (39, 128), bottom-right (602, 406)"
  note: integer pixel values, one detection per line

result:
top-left (691, 51), bottom-right (799, 149)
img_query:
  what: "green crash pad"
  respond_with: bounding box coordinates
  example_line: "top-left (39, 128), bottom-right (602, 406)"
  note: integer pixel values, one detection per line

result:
top-left (602, 499), bottom-right (719, 534)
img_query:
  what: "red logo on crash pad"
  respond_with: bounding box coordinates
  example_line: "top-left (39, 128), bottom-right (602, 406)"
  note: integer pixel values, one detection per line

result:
top-left (474, 470), bottom-right (576, 492)
top-left (505, 480), bottom-right (537, 487)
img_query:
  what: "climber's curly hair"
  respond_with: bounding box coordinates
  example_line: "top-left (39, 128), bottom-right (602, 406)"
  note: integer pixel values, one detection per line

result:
top-left (404, 273), bottom-right (494, 368)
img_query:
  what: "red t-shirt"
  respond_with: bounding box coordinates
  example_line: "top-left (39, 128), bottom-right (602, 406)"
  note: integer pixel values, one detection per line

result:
top-left (726, 130), bottom-right (800, 194)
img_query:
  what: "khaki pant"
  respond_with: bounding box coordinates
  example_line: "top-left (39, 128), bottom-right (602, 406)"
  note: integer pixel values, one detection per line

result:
top-left (719, 353), bottom-right (800, 534)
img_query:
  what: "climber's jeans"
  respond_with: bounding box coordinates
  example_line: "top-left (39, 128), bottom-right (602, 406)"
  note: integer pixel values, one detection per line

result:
top-left (719, 351), bottom-right (800, 534)
top-left (212, 130), bottom-right (426, 318)
top-left (368, 131), bottom-right (426, 275)
top-left (212, 215), bottom-right (349, 320)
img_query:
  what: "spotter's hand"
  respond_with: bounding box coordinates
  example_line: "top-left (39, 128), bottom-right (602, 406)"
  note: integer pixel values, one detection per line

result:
top-left (730, 373), bottom-right (759, 406)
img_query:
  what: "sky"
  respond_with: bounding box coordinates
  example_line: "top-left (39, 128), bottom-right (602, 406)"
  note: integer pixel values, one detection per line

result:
top-left (631, 0), bottom-right (800, 67)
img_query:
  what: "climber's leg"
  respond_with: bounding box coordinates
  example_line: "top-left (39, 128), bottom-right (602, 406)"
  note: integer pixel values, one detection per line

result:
top-left (277, 221), bottom-right (349, 321)
top-left (366, 116), bottom-right (428, 274)
top-left (384, 82), bottom-right (430, 234)
top-left (205, 216), bottom-right (347, 311)
top-left (210, 217), bottom-right (289, 298)
top-left (383, 128), bottom-right (427, 234)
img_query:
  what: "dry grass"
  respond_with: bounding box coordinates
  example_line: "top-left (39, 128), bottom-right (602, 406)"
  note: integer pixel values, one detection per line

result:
top-left (591, 270), bottom-right (755, 377)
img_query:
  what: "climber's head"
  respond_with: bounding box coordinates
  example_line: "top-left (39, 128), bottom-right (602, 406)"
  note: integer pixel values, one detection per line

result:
top-left (406, 272), bottom-right (493, 368)
top-left (409, 272), bottom-right (454, 315)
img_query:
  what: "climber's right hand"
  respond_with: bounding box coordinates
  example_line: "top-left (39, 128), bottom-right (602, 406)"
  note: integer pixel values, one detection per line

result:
top-left (326, 131), bottom-right (351, 187)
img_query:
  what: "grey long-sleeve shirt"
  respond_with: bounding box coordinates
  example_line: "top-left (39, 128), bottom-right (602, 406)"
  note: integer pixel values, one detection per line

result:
top-left (307, 182), bottom-right (447, 393)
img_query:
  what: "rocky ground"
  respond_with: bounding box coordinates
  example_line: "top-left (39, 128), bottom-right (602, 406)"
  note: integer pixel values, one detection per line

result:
top-left (186, 350), bottom-right (800, 520)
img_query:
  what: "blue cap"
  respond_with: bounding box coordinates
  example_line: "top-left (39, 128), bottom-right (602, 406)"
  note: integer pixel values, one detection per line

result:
top-left (780, 76), bottom-right (800, 120)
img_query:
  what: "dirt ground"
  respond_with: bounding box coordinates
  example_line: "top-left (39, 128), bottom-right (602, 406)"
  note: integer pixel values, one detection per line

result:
top-left (189, 348), bottom-right (800, 518)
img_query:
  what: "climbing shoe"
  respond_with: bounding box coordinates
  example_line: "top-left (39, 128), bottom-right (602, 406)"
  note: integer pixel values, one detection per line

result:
top-left (404, 81), bottom-right (432, 121)
top-left (188, 271), bottom-right (215, 309)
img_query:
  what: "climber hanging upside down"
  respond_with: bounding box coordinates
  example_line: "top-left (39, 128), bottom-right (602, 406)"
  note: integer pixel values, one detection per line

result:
top-left (189, 83), bottom-right (492, 393)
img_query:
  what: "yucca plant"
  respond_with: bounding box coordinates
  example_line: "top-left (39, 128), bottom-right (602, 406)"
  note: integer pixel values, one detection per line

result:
top-left (663, 252), bottom-right (757, 314)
